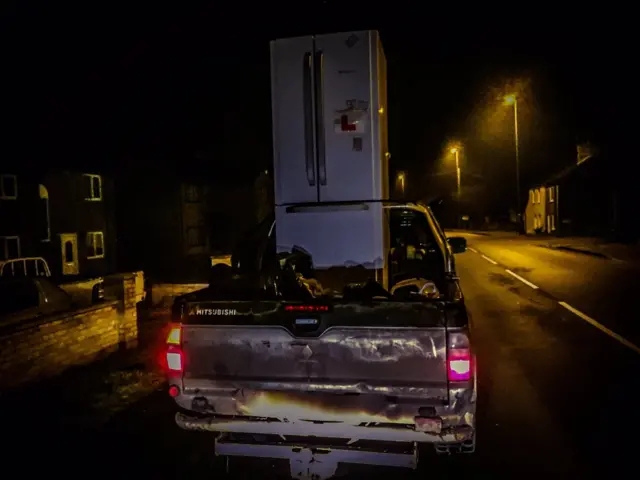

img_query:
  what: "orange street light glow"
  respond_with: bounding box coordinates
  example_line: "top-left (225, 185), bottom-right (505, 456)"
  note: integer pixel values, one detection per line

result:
top-left (503, 94), bottom-right (516, 105)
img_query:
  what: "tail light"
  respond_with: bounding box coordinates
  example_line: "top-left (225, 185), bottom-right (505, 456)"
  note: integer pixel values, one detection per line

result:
top-left (447, 332), bottom-right (472, 382)
top-left (166, 325), bottom-right (183, 373)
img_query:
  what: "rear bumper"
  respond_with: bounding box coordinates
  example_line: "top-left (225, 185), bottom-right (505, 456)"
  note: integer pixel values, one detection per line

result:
top-left (175, 411), bottom-right (474, 444)
top-left (217, 440), bottom-right (418, 478)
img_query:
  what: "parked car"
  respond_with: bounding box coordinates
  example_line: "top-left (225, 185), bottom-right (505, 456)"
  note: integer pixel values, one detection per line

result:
top-left (0, 276), bottom-right (73, 327)
top-left (0, 257), bottom-right (104, 304)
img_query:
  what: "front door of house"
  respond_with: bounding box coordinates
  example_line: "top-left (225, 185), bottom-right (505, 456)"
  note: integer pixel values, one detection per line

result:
top-left (60, 233), bottom-right (79, 275)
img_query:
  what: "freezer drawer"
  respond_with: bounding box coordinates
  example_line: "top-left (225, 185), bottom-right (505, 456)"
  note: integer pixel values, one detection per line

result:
top-left (274, 202), bottom-right (389, 286)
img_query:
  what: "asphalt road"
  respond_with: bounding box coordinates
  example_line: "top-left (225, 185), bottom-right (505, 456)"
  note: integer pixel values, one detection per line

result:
top-left (7, 238), bottom-right (640, 478)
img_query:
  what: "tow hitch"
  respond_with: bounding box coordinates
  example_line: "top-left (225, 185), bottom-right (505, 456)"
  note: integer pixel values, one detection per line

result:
top-left (216, 438), bottom-right (418, 480)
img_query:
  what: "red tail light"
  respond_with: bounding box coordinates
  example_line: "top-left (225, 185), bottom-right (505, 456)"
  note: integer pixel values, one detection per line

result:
top-left (448, 348), bottom-right (471, 381)
top-left (165, 325), bottom-right (183, 373)
top-left (447, 332), bottom-right (472, 382)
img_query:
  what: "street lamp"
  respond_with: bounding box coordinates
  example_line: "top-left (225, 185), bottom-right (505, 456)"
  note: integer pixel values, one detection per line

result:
top-left (396, 171), bottom-right (406, 196)
top-left (450, 146), bottom-right (462, 228)
top-left (450, 147), bottom-right (461, 200)
top-left (503, 93), bottom-right (521, 222)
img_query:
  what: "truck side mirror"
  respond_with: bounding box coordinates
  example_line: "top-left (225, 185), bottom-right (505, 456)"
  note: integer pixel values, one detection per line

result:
top-left (447, 236), bottom-right (467, 254)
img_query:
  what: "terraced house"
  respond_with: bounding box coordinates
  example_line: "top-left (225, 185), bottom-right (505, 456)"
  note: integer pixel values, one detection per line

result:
top-left (524, 143), bottom-right (628, 238)
top-left (0, 170), bottom-right (116, 279)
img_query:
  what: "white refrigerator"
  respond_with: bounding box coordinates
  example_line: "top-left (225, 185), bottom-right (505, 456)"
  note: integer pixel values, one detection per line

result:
top-left (270, 31), bottom-right (390, 284)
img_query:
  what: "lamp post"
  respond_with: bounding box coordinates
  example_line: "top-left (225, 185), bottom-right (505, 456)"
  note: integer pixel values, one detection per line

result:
top-left (450, 146), bottom-right (462, 228)
top-left (503, 94), bottom-right (521, 225)
top-left (396, 171), bottom-right (406, 197)
top-left (450, 147), bottom-right (461, 199)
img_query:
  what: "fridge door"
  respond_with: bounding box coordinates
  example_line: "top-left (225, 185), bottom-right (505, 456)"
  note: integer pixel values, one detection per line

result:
top-left (271, 36), bottom-right (320, 205)
top-left (314, 31), bottom-right (386, 203)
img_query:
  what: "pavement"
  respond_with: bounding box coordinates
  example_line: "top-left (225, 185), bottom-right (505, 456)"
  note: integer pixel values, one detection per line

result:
top-left (5, 240), bottom-right (640, 478)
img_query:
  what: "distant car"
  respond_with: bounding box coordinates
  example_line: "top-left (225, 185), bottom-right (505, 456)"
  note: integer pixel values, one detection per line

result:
top-left (0, 276), bottom-right (73, 327)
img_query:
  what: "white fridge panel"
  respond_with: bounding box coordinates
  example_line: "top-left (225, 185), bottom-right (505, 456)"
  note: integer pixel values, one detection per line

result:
top-left (315, 31), bottom-right (386, 202)
top-left (275, 204), bottom-right (388, 271)
top-left (271, 36), bottom-right (319, 205)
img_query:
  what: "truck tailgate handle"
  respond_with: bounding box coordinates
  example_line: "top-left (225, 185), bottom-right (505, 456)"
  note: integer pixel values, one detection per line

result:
top-left (303, 52), bottom-right (316, 186)
top-left (314, 50), bottom-right (327, 186)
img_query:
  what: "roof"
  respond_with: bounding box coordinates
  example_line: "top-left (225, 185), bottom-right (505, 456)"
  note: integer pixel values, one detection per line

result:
top-left (531, 150), bottom-right (598, 189)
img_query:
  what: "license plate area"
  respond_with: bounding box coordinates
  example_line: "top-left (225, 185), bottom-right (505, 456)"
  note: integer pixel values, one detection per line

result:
top-left (414, 416), bottom-right (442, 434)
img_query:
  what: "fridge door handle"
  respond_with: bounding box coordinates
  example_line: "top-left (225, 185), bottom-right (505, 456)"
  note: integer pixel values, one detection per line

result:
top-left (314, 50), bottom-right (327, 186)
top-left (302, 52), bottom-right (316, 186)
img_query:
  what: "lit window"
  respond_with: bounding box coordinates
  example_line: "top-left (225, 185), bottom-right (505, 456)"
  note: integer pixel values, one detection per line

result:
top-left (535, 189), bottom-right (541, 204)
top-left (0, 174), bottom-right (17, 200)
top-left (529, 190), bottom-right (534, 204)
top-left (548, 186), bottom-right (555, 202)
top-left (1, 236), bottom-right (21, 260)
top-left (86, 232), bottom-right (105, 259)
top-left (84, 174), bottom-right (102, 201)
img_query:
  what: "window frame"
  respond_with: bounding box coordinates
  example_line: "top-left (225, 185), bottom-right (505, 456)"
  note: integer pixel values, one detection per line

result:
top-left (1, 235), bottom-right (21, 260)
top-left (0, 174), bottom-right (18, 200)
top-left (184, 184), bottom-right (202, 203)
top-left (86, 231), bottom-right (105, 259)
top-left (83, 174), bottom-right (102, 201)
top-left (186, 226), bottom-right (206, 248)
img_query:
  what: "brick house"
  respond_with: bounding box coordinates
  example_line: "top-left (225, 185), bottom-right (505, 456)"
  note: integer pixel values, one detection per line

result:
top-left (524, 143), bottom-right (628, 238)
top-left (116, 167), bottom-right (265, 284)
top-left (0, 170), bottom-right (117, 279)
top-left (524, 184), bottom-right (557, 234)
top-left (116, 173), bottom-right (213, 283)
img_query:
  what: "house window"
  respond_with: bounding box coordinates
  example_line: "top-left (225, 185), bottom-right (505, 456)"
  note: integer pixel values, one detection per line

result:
top-left (0, 174), bottom-right (17, 200)
top-left (86, 231), bottom-right (105, 259)
top-left (184, 184), bottom-right (202, 203)
top-left (529, 190), bottom-right (534, 204)
top-left (84, 174), bottom-right (102, 201)
top-left (186, 226), bottom-right (206, 248)
top-left (535, 189), bottom-right (541, 204)
top-left (1, 236), bottom-right (21, 260)
top-left (550, 215), bottom-right (556, 231)
top-left (548, 186), bottom-right (555, 202)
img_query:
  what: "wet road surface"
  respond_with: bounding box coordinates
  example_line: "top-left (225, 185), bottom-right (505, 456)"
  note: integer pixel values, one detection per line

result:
top-left (6, 237), bottom-right (640, 478)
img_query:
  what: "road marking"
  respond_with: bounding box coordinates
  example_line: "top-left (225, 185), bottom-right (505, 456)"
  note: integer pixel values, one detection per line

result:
top-left (481, 254), bottom-right (498, 265)
top-left (468, 247), bottom-right (478, 253)
top-left (558, 301), bottom-right (640, 355)
top-left (505, 269), bottom-right (539, 289)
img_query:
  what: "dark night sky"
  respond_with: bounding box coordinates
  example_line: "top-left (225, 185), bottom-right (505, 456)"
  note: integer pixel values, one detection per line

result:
top-left (2, 3), bottom-right (633, 205)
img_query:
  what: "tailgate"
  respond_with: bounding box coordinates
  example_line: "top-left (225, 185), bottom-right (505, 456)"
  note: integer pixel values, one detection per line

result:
top-left (179, 301), bottom-right (448, 400)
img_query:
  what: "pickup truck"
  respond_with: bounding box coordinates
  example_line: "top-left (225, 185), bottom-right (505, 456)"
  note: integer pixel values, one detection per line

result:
top-left (165, 201), bottom-right (475, 479)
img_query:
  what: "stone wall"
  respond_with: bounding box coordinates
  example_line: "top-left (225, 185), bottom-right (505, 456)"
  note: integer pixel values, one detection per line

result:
top-left (150, 283), bottom-right (208, 308)
top-left (0, 274), bottom-right (139, 390)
